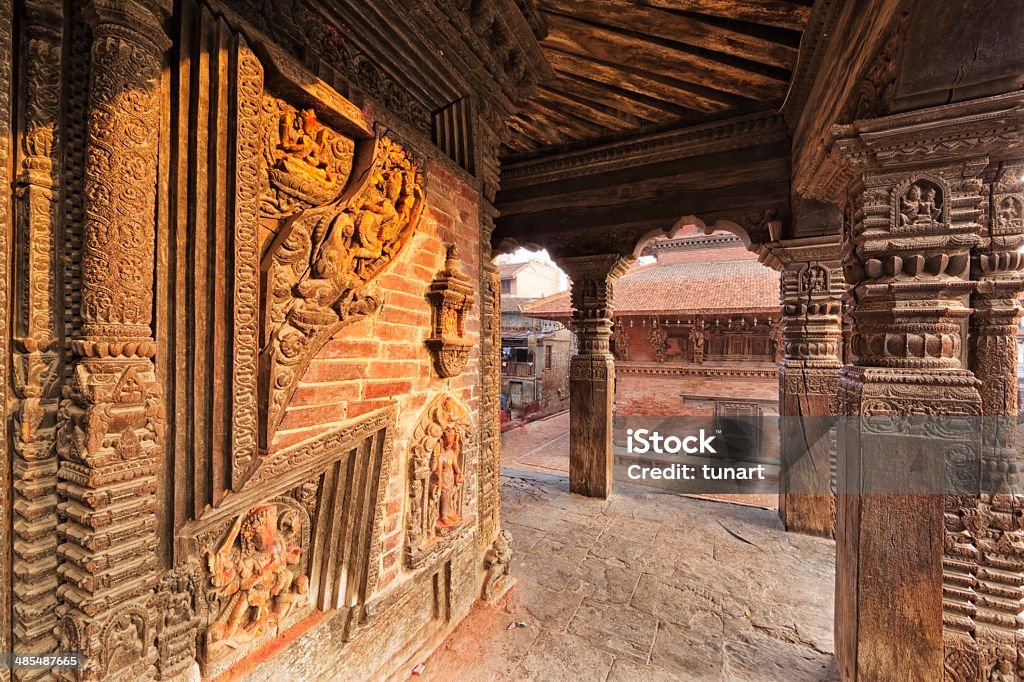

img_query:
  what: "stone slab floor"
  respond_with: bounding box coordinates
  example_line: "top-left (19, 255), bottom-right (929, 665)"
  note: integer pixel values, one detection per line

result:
top-left (417, 469), bottom-right (838, 681)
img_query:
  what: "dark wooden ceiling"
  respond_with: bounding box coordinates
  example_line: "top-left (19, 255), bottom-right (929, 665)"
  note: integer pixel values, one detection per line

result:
top-left (506, 0), bottom-right (813, 153)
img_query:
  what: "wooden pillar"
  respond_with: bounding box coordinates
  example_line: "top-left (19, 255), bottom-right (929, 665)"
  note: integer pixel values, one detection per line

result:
top-left (54, 1), bottom-right (170, 679)
top-left (943, 161), bottom-right (1024, 679)
top-left (828, 99), bottom-right (1024, 679)
top-left (12, 0), bottom-right (65, 667)
top-left (559, 254), bottom-right (630, 498)
top-left (760, 237), bottom-right (843, 538)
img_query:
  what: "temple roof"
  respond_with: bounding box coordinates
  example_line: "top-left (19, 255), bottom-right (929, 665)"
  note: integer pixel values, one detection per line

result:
top-left (523, 258), bottom-right (779, 318)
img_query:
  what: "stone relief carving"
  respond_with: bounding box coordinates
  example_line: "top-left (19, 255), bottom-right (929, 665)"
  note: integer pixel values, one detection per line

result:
top-left (481, 529), bottom-right (513, 601)
top-left (260, 127), bottom-right (425, 446)
top-left (407, 395), bottom-right (473, 568)
top-left (204, 499), bottom-right (311, 660)
top-left (426, 245), bottom-right (476, 378)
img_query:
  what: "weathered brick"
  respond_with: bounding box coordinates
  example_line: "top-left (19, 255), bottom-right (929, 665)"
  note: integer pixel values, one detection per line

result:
top-left (363, 380), bottom-right (414, 399)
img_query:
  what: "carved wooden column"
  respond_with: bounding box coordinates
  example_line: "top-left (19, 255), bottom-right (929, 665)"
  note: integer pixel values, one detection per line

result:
top-left (54, 1), bottom-right (170, 679)
top-left (12, 0), bottom-right (65, 668)
top-left (0, 0), bottom-right (13, 667)
top-left (830, 94), bottom-right (1024, 681)
top-left (560, 254), bottom-right (631, 498)
top-left (943, 161), bottom-right (1024, 680)
top-left (759, 237), bottom-right (843, 538)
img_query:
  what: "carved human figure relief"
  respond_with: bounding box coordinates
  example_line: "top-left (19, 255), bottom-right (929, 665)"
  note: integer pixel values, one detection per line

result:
top-left (204, 500), bottom-right (311, 659)
top-left (407, 395), bottom-right (473, 568)
top-left (897, 179), bottom-right (943, 226)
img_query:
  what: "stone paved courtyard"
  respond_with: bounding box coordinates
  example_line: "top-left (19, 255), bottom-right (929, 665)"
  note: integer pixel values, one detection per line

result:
top-left (418, 463), bottom-right (838, 681)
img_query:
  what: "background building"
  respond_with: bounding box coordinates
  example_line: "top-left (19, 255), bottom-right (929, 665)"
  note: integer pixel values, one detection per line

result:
top-left (523, 228), bottom-right (782, 473)
top-left (498, 258), bottom-right (571, 423)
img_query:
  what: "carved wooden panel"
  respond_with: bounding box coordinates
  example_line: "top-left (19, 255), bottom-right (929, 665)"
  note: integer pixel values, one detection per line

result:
top-left (179, 407), bottom-right (396, 677)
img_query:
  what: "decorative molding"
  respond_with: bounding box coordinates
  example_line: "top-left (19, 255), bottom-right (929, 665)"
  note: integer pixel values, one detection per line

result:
top-left (501, 111), bottom-right (789, 189)
top-left (640, 233), bottom-right (743, 256)
top-left (805, 91), bottom-right (1024, 204)
top-left (616, 363), bottom-right (777, 380)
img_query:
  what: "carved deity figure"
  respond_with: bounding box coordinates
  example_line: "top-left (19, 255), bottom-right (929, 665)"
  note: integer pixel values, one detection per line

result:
top-left (206, 504), bottom-right (309, 653)
top-left (276, 108), bottom-right (337, 185)
top-left (997, 196), bottom-right (1023, 230)
top-left (482, 530), bottom-right (513, 600)
top-left (431, 400), bottom-right (465, 528)
top-left (899, 182), bottom-right (942, 226)
top-left (647, 321), bottom-right (669, 363)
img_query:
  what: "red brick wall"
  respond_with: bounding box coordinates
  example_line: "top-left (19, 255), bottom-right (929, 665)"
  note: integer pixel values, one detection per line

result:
top-left (270, 158), bottom-right (482, 590)
top-left (615, 373), bottom-right (778, 416)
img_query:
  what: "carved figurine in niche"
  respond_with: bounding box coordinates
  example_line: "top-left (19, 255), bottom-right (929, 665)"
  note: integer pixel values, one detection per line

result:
top-left (426, 245), bottom-right (475, 378)
top-left (996, 195), bottom-right (1023, 231)
top-left (206, 503), bottom-right (310, 657)
top-left (898, 181), bottom-right (942, 226)
top-left (800, 265), bottom-right (828, 295)
top-left (407, 395), bottom-right (473, 568)
top-left (433, 415), bottom-right (465, 527)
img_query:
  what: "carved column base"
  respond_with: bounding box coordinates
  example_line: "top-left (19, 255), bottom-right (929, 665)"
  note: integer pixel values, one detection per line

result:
top-left (569, 355), bottom-right (615, 498)
top-left (778, 363), bottom-right (839, 538)
top-left (836, 367), bottom-right (981, 682)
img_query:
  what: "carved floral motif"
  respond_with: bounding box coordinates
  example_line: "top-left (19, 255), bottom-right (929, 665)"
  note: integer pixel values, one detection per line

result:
top-left (407, 395), bottom-right (473, 568)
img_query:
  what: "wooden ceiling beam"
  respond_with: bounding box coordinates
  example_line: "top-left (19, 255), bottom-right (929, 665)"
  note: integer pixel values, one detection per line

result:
top-left (507, 113), bottom-right (565, 148)
top-left (552, 72), bottom-right (689, 123)
top-left (546, 48), bottom-right (738, 112)
top-left (542, 12), bottom-right (789, 101)
top-left (535, 86), bottom-right (643, 130)
top-left (640, 0), bottom-right (812, 33)
top-left (543, 0), bottom-right (797, 70)
top-left (515, 105), bottom-right (610, 143)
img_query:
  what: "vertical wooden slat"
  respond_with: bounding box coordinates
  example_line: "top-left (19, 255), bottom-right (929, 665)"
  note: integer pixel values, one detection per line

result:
top-left (191, 8), bottom-right (212, 515)
top-left (208, 17), bottom-right (230, 501)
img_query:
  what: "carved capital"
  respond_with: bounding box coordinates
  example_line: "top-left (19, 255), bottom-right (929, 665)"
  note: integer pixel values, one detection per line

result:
top-left (559, 254), bottom-right (631, 363)
top-left (82, 0), bottom-right (171, 52)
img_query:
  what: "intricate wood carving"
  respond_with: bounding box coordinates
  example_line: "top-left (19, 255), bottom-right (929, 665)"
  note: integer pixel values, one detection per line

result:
top-left (12, 0), bottom-right (64, 666)
top-left (407, 395), bottom-right (474, 569)
top-left (560, 255), bottom-right (631, 497)
top-left (425, 245), bottom-right (476, 378)
top-left (53, 2), bottom-right (172, 680)
top-left (260, 133), bottom-right (424, 447)
top-left (646, 318), bottom-right (668, 363)
top-left (761, 236), bottom-right (844, 538)
top-left (0, 0), bottom-right (13, 666)
top-left (203, 498), bottom-right (310, 660)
